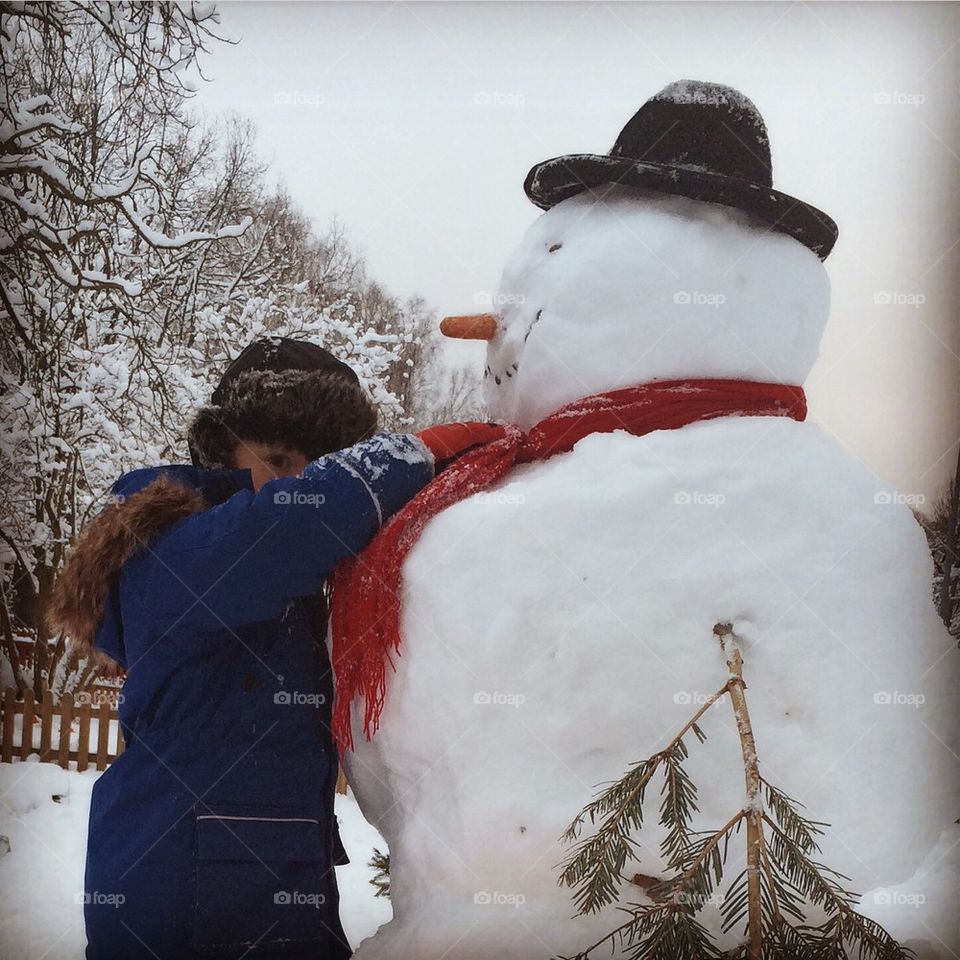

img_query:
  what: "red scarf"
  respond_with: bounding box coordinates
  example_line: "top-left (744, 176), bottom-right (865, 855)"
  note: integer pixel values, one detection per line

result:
top-left (330, 378), bottom-right (806, 752)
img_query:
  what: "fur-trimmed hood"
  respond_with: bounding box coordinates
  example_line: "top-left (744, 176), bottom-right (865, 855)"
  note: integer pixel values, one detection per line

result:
top-left (47, 466), bottom-right (251, 668)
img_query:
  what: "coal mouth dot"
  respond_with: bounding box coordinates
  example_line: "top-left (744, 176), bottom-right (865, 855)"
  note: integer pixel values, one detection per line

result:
top-left (487, 360), bottom-right (519, 387)
top-left (487, 317), bottom-right (534, 389)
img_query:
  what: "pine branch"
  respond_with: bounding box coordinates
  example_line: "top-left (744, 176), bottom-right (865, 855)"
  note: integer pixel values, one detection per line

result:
top-left (555, 621), bottom-right (915, 960)
top-left (559, 811), bottom-right (747, 960)
top-left (367, 847), bottom-right (390, 898)
top-left (659, 739), bottom-right (700, 869)
top-left (761, 779), bottom-right (828, 856)
top-left (559, 675), bottom-right (733, 916)
top-left (558, 754), bottom-right (661, 914)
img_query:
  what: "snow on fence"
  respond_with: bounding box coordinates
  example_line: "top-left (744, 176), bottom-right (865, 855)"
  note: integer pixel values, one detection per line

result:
top-left (0, 689), bottom-right (123, 771)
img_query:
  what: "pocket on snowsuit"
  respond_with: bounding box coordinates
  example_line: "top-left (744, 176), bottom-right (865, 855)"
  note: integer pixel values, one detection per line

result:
top-left (190, 806), bottom-right (331, 956)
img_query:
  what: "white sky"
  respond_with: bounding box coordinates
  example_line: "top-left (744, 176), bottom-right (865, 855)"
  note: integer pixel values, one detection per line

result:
top-left (192, 1), bottom-right (960, 503)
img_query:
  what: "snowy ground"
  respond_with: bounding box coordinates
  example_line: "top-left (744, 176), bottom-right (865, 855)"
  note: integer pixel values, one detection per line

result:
top-left (2, 757), bottom-right (957, 959)
top-left (0, 758), bottom-right (391, 959)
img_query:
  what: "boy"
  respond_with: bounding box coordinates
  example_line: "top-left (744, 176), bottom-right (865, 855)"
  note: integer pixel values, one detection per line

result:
top-left (50, 337), bottom-right (499, 959)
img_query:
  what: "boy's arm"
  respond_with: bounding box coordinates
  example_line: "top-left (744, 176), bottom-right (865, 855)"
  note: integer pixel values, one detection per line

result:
top-left (128, 434), bottom-right (433, 635)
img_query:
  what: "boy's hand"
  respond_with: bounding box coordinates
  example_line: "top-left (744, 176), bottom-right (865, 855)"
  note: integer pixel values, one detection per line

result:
top-left (416, 422), bottom-right (506, 463)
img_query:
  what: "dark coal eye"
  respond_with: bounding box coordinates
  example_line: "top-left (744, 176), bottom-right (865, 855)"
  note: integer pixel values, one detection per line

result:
top-left (548, 243), bottom-right (562, 253)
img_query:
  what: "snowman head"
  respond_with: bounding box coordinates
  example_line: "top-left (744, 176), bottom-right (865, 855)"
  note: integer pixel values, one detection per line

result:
top-left (443, 80), bottom-right (838, 427)
top-left (476, 185), bottom-right (831, 427)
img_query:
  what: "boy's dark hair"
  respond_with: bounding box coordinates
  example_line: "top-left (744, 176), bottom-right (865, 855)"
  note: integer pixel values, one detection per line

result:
top-left (187, 338), bottom-right (378, 469)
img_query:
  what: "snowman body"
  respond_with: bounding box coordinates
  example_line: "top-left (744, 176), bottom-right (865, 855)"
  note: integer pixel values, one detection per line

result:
top-left (344, 187), bottom-right (959, 958)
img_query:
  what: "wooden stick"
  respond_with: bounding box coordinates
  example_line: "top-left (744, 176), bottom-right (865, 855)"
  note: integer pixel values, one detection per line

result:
top-left (716, 623), bottom-right (763, 960)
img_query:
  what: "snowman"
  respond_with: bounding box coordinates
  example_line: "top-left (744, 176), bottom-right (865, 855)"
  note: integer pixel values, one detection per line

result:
top-left (337, 80), bottom-right (959, 958)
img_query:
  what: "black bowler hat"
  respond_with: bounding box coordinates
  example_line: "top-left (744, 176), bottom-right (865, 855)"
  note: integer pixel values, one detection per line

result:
top-left (524, 79), bottom-right (838, 261)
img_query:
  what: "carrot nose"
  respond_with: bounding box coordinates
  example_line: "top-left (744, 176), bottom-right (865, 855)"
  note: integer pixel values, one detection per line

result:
top-left (440, 313), bottom-right (499, 340)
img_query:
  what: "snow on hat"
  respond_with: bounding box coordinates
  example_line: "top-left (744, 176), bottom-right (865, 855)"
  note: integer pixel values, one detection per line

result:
top-left (524, 79), bottom-right (839, 260)
top-left (187, 336), bottom-right (378, 469)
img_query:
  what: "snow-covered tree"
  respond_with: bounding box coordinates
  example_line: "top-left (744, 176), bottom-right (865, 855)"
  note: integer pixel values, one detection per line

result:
top-left (0, 3), bottom-right (446, 698)
top-left (919, 467), bottom-right (960, 643)
top-left (0, 2), bottom-right (252, 697)
top-left (416, 364), bottom-right (483, 426)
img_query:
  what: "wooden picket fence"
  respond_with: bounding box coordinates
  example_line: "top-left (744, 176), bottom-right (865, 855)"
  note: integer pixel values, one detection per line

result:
top-left (0, 688), bottom-right (123, 771)
top-left (0, 687), bottom-right (349, 791)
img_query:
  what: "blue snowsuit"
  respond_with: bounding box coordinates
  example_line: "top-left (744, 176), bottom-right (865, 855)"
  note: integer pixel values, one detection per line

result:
top-left (83, 434), bottom-right (433, 959)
